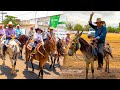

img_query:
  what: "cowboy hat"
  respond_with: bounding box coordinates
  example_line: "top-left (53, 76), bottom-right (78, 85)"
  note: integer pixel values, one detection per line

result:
top-left (49, 27), bottom-right (54, 30)
top-left (66, 33), bottom-right (70, 35)
top-left (7, 21), bottom-right (14, 26)
top-left (94, 18), bottom-right (104, 23)
top-left (35, 28), bottom-right (43, 33)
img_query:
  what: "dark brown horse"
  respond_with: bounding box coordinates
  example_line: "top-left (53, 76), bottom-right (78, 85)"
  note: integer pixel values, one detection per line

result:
top-left (50, 38), bottom-right (65, 69)
top-left (25, 36), bottom-right (56, 78)
top-left (17, 34), bottom-right (29, 59)
top-left (68, 31), bottom-right (113, 79)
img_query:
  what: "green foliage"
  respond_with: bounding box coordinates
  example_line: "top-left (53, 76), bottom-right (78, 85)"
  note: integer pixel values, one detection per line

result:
top-left (84, 24), bottom-right (91, 31)
top-left (65, 22), bottom-right (74, 30)
top-left (73, 24), bottom-right (83, 31)
top-left (2, 15), bottom-right (20, 28)
top-left (107, 26), bottom-right (119, 33)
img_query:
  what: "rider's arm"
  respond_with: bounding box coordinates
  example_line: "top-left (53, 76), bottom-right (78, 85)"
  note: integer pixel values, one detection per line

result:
top-left (88, 12), bottom-right (97, 30)
top-left (6, 30), bottom-right (11, 38)
top-left (33, 33), bottom-right (37, 41)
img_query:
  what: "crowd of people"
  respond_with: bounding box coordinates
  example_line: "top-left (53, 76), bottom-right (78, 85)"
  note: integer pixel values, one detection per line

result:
top-left (0, 21), bottom-right (71, 56)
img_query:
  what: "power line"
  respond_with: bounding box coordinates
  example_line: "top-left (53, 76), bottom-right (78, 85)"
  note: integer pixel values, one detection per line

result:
top-left (0, 11), bottom-right (7, 22)
top-left (15, 11), bottom-right (34, 17)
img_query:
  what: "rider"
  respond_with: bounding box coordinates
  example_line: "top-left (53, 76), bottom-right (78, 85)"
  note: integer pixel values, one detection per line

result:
top-left (28, 26), bottom-right (34, 40)
top-left (30, 28), bottom-right (44, 55)
top-left (88, 12), bottom-right (107, 70)
top-left (0, 25), bottom-right (6, 41)
top-left (15, 24), bottom-right (23, 38)
top-left (3, 21), bottom-right (21, 55)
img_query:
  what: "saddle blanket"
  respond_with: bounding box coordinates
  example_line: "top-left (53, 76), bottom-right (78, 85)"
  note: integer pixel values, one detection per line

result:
top-left (27, 42), bottom-right (34, 50)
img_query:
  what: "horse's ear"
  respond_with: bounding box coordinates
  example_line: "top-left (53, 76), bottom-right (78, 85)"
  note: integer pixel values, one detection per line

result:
top-left (79, 31), bottom-right (83, 36)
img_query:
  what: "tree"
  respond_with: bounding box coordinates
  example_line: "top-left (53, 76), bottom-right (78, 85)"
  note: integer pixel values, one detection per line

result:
top-left (84, 24), bottom-right (91, 31)
top-left (73, 24), bottom-right (84, 31)
top-left (2, 15), bottom-right (20, 28)
top-left (65, 22), bottom-right (74, 30)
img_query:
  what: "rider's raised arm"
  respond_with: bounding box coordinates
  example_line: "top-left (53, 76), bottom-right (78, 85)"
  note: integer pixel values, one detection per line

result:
top-left (88, 12), bottom-right (97, 30)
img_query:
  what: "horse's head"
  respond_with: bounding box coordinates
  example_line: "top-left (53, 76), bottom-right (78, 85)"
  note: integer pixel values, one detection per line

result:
top-left (57, 39), bottom-right (66, 56)
top-left (68, 31), bottom-right (83, 56)
top-left (47, 36), bottom-right (57, 52)
top-left (17, 34), bottom-right (29, 45)
top-left (8, 40), bottom-right (20, 59)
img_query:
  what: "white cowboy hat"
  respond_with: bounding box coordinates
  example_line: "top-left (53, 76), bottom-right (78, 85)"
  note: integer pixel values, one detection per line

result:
top-left (17, 24), bottom-right (20, 26)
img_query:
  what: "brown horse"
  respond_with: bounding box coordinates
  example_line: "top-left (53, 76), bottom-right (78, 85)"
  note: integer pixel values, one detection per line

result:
top-left (68, 31), bottom-right (113, 79)
top-left (25, 36), bottom-right (56, 78)
top-left (17, 34), bottom-right (29, 59)
top-left (50, 38), bottom-right (65, 69)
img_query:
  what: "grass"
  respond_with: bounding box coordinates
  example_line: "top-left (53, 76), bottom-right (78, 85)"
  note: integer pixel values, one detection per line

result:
top-left (63, 33), bottom-right (120, 69)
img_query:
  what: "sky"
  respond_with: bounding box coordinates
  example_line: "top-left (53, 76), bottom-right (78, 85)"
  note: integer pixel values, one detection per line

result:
top-left (0, 11), bottom-right (120, 27)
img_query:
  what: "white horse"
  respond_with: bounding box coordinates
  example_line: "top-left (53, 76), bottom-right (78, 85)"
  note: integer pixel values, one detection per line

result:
top-left (1, 38), bottom-right (20, 75)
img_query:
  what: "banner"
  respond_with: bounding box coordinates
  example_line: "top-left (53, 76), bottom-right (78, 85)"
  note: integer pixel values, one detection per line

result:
top-left (49, 15), bottom-right (60, 28)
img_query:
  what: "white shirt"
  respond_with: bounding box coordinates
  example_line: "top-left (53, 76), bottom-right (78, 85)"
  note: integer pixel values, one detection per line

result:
top-left (33, 33), bottom-right (44, 44)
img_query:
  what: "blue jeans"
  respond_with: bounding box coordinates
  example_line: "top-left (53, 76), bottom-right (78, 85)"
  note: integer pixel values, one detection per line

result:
top-left (97, 43), bottom-right (104, 66)
top-left (32, 41), bottom-right (38, 51)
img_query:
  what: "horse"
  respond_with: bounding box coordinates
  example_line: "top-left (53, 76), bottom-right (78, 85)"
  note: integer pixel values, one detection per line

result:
top-left (1, 38), bottom-right (20, 75)
top-left (17, 34), bottom-right (29, 60)
top-left (25, 36), bottom-right (56, 78)
top-left (68, 31), bottom-right (113, 79)
top-left (50, 38), bottom-right (65, 69)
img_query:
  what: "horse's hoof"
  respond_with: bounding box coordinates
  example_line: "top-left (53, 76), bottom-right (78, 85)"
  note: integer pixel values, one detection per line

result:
top-left (105, 69), bottom-right (107, 72)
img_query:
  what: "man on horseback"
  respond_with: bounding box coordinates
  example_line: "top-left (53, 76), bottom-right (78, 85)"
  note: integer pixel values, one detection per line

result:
top-left (3, 21), bottom-right (21, 56)
top-left (15, 24), bottom-right (23, 38)
top-left (88, 12), bottom-right (107, 70)
top-left (0, 25), bottom-right (6, 56)
top-left (28, 26), bottom-right (34, 40)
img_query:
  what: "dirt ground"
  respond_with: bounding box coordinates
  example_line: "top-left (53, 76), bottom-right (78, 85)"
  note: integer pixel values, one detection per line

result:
top-left (0, 47), bottom-right (63, 79)
top-left (0, 33), bottom-right (120, 79)
top-left (61, 33), bottom-right (120, 79)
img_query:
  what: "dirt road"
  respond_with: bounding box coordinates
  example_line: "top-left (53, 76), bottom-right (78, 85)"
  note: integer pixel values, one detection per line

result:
top-left (0, 49), bottom-right (63, 79)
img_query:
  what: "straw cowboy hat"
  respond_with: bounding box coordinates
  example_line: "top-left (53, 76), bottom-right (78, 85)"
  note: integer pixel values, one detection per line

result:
top-left (35, 28), bottom-right (43, 33)
top-left (7, 21), bottom-right (14, 26)
top-left (95, 18), bottom-right (104, 24)
top-left (48, 27), bottom-right (54, 31)
top-left (66, 32), bottom-right (70, 35)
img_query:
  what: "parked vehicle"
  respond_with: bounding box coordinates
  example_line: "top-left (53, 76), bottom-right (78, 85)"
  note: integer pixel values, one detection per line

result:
top-left (88, 28), bottom-right (95, 38)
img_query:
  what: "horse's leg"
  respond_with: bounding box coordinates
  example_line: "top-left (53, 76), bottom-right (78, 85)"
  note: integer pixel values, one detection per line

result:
top-left (105, 59), bottom-right (107, 72)
top-left (50, 56), bottom-right (53, 69)
top-left (2, 54), bottom-right (6, 67)
top-left (53, 55), bottom-right (57, 69)
top-left (12, 54), bottom-right (17, 75)
top-left (30, 58), bottom-right (34, 72)
top-left (38, 62), bottom-right (43, 79)
top-left (10, 57), bottom-right (14, 75)
top-left (86, 62), bottom-right (89, 79)
top-left (25, 49), bottom-right (29, 70)
top-left (91, 61), bottom-right (94, 79)
top-left (107, 56), bottom-right (110, 73)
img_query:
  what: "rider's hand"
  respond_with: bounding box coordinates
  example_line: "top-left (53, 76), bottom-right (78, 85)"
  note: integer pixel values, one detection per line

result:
top-left (90, 12), bottom-right (94, 18)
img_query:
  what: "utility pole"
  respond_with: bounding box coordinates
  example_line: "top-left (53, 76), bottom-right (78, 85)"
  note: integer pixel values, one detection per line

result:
top-left (0, 11), bottom-right (7, 22)
top-left (35, 11), bottom-right (37, 28)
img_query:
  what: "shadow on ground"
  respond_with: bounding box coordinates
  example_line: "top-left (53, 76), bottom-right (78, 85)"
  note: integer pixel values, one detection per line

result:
top-left (0, 65), bottom-right (19, 79)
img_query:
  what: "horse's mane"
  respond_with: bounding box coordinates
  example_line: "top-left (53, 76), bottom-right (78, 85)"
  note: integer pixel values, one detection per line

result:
top-left (79, 38), bottom-right (89, 46)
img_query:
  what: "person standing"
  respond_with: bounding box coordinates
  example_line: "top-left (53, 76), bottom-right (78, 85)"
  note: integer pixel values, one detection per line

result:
top-left (88, 12), bottom-right (107, 70)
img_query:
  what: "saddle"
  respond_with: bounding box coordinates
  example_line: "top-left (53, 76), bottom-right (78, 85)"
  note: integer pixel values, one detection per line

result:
top-left (30, 42), bottom-right (45, 57)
